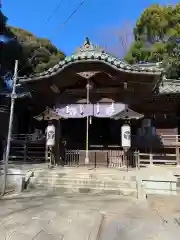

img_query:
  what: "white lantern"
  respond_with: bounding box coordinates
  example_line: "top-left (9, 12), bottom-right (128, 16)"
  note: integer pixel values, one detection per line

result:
top-left (46, 124), bottom-right (55, 147)
top-left (121, 124), bottom-right (131, 149)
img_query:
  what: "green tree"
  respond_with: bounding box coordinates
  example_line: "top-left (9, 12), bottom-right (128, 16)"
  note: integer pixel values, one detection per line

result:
top-left (0, 10), bottom-right (7, 34)
top-left (0, 12), bottom-right (65, 79)
top-left (125, 4), bottom-right (180, 78)
top-left (10, 27), bottom-right (65, 75)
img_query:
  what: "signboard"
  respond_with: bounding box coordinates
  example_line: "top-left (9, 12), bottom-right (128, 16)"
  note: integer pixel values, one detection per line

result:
top-left (55, 104), bottom-right (93, 118)
top-left (121, 124), bottom-right (131, 149)
top-left (46, 124), bottom-right (55, 146)
top-left (55, 103), bottom-right (126, 118)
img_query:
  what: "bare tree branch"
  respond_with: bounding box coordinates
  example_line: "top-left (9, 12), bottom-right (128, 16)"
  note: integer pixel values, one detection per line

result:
top-left (96, 21), bottom-right (134, 58)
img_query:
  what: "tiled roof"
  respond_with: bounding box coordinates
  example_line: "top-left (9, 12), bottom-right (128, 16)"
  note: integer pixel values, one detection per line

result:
top-left (111, 108), bottom-right (144, 120)
top-left (159, 77), bottom-right (180, 94)
top-left (19, 37), bottom-right (162, 83)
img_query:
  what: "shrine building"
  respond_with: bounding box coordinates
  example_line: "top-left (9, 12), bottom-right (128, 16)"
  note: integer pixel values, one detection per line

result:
top-left (1, 37), bottom-right (180, 168)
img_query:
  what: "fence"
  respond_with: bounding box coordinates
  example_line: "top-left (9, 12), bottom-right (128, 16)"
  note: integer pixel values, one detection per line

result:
top-left (9, 134), bottom-right (46, 163)
top-left (136, 134), bottom-right (180, 168)
top-left (160, 135), bottom-right (180, 147)
top-left (5, 133), bottom-right (180, 167)
top-left (64, 149), bottom-right (137, 168)
top-left (138, 152), bottom-right (177, 168)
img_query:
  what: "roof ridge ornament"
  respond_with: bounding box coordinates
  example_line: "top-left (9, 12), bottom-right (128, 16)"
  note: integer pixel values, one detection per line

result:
top-left (75, 37), bottom-right (104, 54)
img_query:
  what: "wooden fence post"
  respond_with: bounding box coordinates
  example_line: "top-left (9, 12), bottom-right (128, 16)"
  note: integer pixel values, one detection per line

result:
top-left (149, 152), bottom-right (153, 166)
top-left (23, 136), bottom-right (28, 162)
top-left (136, 151), bottom-right (140, 170)
top-left (176, 135), bottom-right (180, 166)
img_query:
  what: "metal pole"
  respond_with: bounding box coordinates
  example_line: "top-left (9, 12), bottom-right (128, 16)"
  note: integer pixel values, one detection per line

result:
top-left (85, 80), bottom-right (90, 165)
top-left (1, 60), bottom-right (18, 196)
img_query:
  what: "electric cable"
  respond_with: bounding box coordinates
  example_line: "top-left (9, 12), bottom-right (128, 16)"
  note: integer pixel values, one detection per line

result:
top-left (56, 0), bottom-right (84, 32)
top-left (17, 0), bottom-right (85, 75)
top-left (1, 0), bottom-right (163, 86)
top-left (45, 0), bottom-right (65, 24)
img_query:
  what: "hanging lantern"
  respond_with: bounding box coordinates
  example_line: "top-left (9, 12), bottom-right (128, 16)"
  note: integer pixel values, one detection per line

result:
top-left (121, 124), bottom-right (131, 149)
top-left (46, 123), bottom-right (56, 147)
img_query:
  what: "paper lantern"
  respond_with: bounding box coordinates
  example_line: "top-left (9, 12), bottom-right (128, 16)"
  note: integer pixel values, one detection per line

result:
top-left (121, 124), bottom-right (131, 149)
top-left (46, 124), bottom-right (55, 146)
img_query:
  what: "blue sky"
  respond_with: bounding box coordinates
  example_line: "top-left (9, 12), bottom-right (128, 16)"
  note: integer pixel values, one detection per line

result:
top-left (2, 0), bottom-right (179, 56)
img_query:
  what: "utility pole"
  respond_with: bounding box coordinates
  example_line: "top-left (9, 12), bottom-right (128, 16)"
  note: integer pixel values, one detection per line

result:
top-left (85, 80), bottom-right (93, 165)
top-left (1, 60), bottom-right (18, 196)
top-left (85, 80), bottom-right (90, 165)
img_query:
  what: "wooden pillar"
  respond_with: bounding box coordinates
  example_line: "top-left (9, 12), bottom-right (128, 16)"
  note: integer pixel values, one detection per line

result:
top-left (54, 119), bottom-right (61, 165)
top-left (59, 120), bottom-right (66, 166)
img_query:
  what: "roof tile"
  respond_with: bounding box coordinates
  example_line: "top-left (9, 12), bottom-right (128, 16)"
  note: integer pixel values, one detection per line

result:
top-left (19, 38), bottom-right (162, 82)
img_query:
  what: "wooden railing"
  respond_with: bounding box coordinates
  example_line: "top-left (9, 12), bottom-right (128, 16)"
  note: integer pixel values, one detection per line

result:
top-left (129, 134), bottom-right (180, 168)
top-left (6, 133), bottom-right (180, 167)
top-left (160, 135), bottom-right (180, 147)
top-left (138, 152), bottom-right (177, 168)
top-left (0, 104), bottom-right (9, 113)
top-left (11, 134), bottom-right (44, 142)
top-left (9, 134), bottom-right (46, 163)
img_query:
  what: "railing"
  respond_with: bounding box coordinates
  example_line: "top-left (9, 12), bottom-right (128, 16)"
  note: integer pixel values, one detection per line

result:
top-left (64, 149), bottom-right (137, 168)
top-left (6, 133), bottom-right (180, 166)
top-left (64, 149), bottom-right (179, 168)
top-left (9, 134), bottom-right (46, 163)
top-left (11, 134), bottom-right (32, 141)
top-left (160, 135), bottom-right (180, 147)
top-left (0, 104), bottom-right (9, 113)
top-left (11, 134), bottom-right (44, 142)
top-left (138, 152), bottom-right (177, 168)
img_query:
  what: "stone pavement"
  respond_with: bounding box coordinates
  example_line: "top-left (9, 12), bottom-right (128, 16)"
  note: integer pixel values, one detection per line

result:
top-left (100, 195), bottom-right (180, 240)
top-left (0, 191), bottom-right (133, 240)
top-left (1, 191), bottom-right (180, 239)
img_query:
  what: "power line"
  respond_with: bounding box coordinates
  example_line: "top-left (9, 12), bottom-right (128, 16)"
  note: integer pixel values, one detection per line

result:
top-left (56, 0), bottom-right (84, 32)
top-left (1, 0), bottom-right (66, 60)
top-left (45, 0), bottom-right (65, 24)
top-left (17, 0), bottom-right (85, 75)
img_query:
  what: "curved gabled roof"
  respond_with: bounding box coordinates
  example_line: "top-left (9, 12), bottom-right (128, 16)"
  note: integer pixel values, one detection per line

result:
top-left (19, 37), bottom-right (162, 83)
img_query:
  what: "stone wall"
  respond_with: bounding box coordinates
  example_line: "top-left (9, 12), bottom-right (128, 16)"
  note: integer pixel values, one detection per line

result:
top-left (0, 168), bottom-right (25, 193)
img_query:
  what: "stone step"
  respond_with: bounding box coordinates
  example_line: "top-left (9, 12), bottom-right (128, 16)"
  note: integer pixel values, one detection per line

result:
top-left (35, 173), bottom-right (133, 177)
top-left (37, 178), bottom-right (136, 186)
top-left (29, 177), bottom-right (137, 190)
top-left (34, 169), bottom-right (134, 175)
top-left (34, 181), bottom-right (136, 190)
top-left (32, 175), bottom-right (136, 182)
top-left (35, 172), bottom-right (136, 181)
top-left (28, 169), bottom-right (138, 197)
top-left (35, 170), bottom-right (132, 174)
top-left (31, 183), bottom-right (137, 196)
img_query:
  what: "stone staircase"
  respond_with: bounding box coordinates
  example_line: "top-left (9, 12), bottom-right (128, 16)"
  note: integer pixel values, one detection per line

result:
top-left (27, 168), bottom-right (138, 197)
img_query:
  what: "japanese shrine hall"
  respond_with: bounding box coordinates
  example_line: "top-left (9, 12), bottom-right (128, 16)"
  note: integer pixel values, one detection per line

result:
top-left (1, 38), bottom-right (180, 167)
